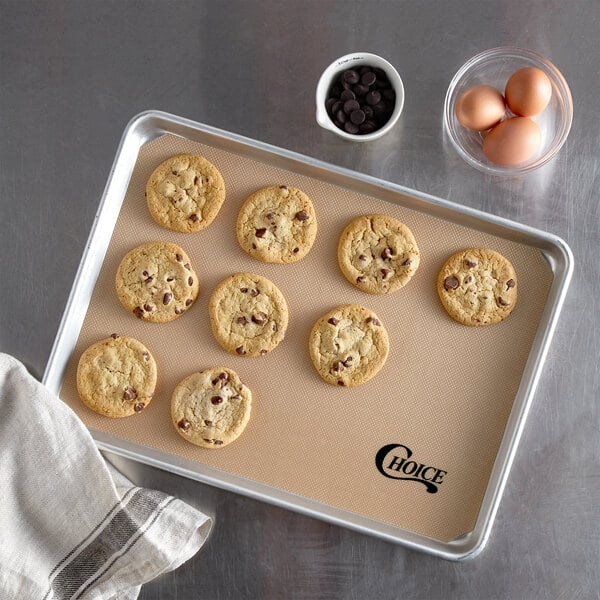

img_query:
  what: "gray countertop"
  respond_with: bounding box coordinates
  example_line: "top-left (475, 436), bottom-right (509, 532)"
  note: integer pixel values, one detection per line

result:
top-left (1, 1), bottom-right (598, 598)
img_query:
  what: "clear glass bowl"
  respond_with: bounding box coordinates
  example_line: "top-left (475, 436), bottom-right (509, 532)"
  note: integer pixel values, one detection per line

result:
top-left (443, 47), bottom-right (573, 175)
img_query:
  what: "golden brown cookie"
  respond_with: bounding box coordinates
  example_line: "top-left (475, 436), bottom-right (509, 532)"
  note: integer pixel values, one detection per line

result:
top-left (337, 214), bottom-right (420, 294)
top-left (236, 185), bottom-right (317, 263)
top-left (76, 334), bottom-right (157, 417)
top-left (146, 153), bottom-right (225, 233)
top-left (208, 272), bottom-right (288, 357)
top-left (437, 248), bottom-right (518, 326)
top-left (308, 304), bottom-right (389, 387)
top-left (115, 241), bottom-right (200, 323)
top-left (171, 367), bottom-right (252, 448)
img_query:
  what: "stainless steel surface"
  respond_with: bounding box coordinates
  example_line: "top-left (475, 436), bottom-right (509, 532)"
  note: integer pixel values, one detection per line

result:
top-left (1, 0), bottom-right (598, 597)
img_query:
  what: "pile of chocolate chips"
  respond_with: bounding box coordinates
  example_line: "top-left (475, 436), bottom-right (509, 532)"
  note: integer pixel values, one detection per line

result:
top-left (325, 65), bottom-right (396, 135)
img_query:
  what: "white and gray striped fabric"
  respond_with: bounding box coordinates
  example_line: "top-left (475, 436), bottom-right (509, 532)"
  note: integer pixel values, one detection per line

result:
top-left (0, 354), bottom-right (212, 599)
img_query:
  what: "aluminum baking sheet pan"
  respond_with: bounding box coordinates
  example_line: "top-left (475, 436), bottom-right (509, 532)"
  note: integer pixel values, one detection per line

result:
top-left (43, 110), bottom-right (573, 560)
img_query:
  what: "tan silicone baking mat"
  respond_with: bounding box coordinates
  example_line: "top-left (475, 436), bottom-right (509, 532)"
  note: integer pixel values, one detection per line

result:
top-left (59, 133), bottom-right (552, 543)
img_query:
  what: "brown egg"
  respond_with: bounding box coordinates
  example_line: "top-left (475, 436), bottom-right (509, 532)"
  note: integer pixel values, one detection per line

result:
top-left (505, 67), bottom-right (552, 117)
top-left (455, 84), bottom-right (506, 130)
top-left (482, 117), bottom-right (542, 166)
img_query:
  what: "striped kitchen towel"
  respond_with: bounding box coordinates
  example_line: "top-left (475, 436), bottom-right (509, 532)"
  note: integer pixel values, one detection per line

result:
top-left (0, 353), bottom-right (212, 599)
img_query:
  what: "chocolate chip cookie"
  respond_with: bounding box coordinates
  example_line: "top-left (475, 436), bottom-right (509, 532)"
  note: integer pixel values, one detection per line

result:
top-left (146, 153), bottom-right (226, 233)
top-left (308, 304), bottom-right (389, 387)
top-left (236, 185), bottom-right (317, 263)
top-left (437, 248), bottom-right (518, 326)
top-left (337, 214), bottom-right (420, 294)
top-left (171, 367), bottom-right (252, 448)
top-left (208, 272), bottom-right (288, 357)
top-left (76, 334), bottom-right (157, 417)
top-left (115, 241), bottom-right (199, 323)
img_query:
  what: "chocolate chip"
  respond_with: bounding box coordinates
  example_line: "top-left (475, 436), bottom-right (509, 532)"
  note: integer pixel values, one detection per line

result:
top-left (213, 440), bottom-right (224, 446)
top-left (359, 120), bottom-right (377, 134)
top-left (279, 185), bottom-right (288, 190)
top-left (236, 346), bottom-right (246, 355)
top-left (166, 276), bottom-right (174, 282)
top-left (340, 89), bottom-right (356, 101)
top-left (361, 70), bottom-right (376, 86)
top-left (497, 297), bottom-right (510, 307)
top-left (380, 268), bottom-right (392, 280)
top-left (236, 316), bottom-right (248, 325)
top-left (142, 351), bottom-right (150, 361)
top-left (176, 253), bottom-right (183, 262)
top-left (357, 275), bottom-right (367, 283)
top-left (342, 69), bottom-right (360, 84)
top-left (211, 396), bottom-right (223, 405)
top-left (295, 210), bottom-right (309, 222)
top-left (240, 287), bottom-right (248, 293)
top-left (188, 276), bottom-right (193, 286)
top-left (189, 213), bottom-right (199, 222)
top-left (465, 259), bottom-right (477, 268)
top-left (231, 394), bottom-right (241, 400)
top-left (381, 247), bottom-right (393, 260)
top-left (163, 292), bottom-right (172, 305)
top-left (184, 263), bottom-right (191, 270)
top-left (402, 258), bottom-right (412, 266)
top-left (332, 361), bottom-right (345, 373)
top-left (134, 402), bottom-right (145, 412)
top-left (250, 288), bottom-right (260, 297)
top-left (358, 254), bottom-right (368, 262)
top-left (252, 312), bottom-right (268, 325)
top-left (133, 307), bottom-right (145, 319)
top-left (212, 372), bottom-right (229, 386)
top-left (344, 121), bottom-right (360, 134)
top-left (350, 109), bottom-right (366, 125)
top-left (444, 276), bottom-right (459, 291)
top-left (123, 387), bottom-right (137, 401)
top-left (327, 317), bottom-right (339, 326)
top-left (366, 316), bottom-right (381, 326)
top-left (343, 99), bottom-right (360, 115)
top-left (143, 303), bottom-right (153, 312)
top-left (178, 418), bottom-right (191, 431)
top-left (175, 307), bottom-right (184, 315)
top-left (185, 299), bottom-right (193, 306)
top-left (144, 276), bottom-right (153, 283)
top-left (506, 279), bottom-right (516, 289)
top-left (366, 90), bottom-right (382, 106)
top-left (342, 356), bottom-right (353, 367)
top-left (337, 380), bottom-right (345, 386)
top-left (111, 333), bottom-right (119, 339)
top-left (292, 246), bottom-right (300, 253)
top-left (255, 227), bottom-right (267, 238)
top-left (204, 420), bottom-right (212, 426)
